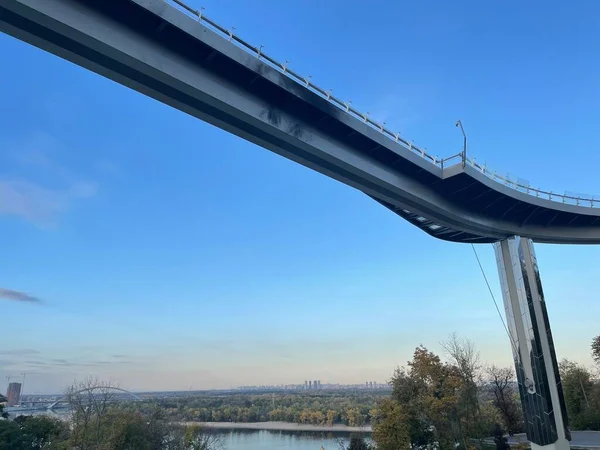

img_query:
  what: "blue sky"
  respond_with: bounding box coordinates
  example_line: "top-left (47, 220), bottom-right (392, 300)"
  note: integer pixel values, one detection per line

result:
top-left (1, 0), bottom-right (600, 394)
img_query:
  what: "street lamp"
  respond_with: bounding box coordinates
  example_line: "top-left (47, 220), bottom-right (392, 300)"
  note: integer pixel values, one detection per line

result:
top-left (455, 120), bottom-right (467, 167)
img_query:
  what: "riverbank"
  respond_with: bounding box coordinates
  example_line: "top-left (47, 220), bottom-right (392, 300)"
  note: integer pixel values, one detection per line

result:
top-left (182, 421), bottom-right (372, 433)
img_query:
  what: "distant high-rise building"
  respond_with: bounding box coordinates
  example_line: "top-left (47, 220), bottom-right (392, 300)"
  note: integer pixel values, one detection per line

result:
top-left (313, 380), bottom-right (318, 390)
top-left (304, 380), bottom-right (308, 390)
top-left (309, 380), bottom-right (312, 389)
top-left (6, 382), bottom-right (22, 407)
top-left (365, 381), bottom-right (369, 389)
top-left (369, 381), bottom-right (373, 389)
top-left (317, 380), bottom-right (321, 389)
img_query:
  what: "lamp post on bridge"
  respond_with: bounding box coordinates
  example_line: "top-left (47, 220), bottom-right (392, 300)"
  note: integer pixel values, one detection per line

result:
top-left (456, 119), bottom-right (467, 167)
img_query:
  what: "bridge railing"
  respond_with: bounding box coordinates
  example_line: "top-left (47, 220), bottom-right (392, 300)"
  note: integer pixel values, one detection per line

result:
top-left (466, 158), bottom-right (599, 207)
top-left (165, 0), bottom-right (599, 209)
top-left (440, 153), bottom-right (464, 168)
top-left (166, 0), bottom-right (440, 163)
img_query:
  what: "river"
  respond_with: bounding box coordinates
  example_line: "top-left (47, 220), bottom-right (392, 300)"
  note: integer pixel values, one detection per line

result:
top-left (11, 410), bottom-right (369, 449)
top-left (215, 428), bottom-right (370, 450)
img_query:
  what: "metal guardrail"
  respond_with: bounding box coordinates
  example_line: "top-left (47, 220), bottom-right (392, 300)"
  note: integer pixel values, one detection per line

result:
top-left (165, 0), bottom-right (599, 209)
top-left (165, 0), bottom-right (440, 162)
top-left (467, 159), bottom-right (599, 207)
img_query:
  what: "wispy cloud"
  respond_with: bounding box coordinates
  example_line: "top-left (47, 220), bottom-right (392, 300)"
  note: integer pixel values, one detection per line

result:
top-left (0, 177), bottom-right (97, 226)
top-left (0, 179), bottom-right (65, 223)
top-left (0, 288), bottom-right (41, 303)
top-left (0, 349), bottom-right (40, 355)
top-left (50, 359), bottom-right (70, 365)
top-left (0, 132), bottom-right (98, 226)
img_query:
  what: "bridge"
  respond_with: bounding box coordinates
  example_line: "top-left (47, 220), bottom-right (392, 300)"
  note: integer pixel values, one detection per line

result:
top-left (1, 1), bottom-right (598, 449)
top-left (47, 387), bottom-right (141, 410)
top-left (1, 0), bottom-right (599, 245)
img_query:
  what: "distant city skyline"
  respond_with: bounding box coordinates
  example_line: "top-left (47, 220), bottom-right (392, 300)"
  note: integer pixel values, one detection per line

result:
top-left (2, 0), bottom-right (600, 394)
top-left (7, 380), bottom-right (388, 397)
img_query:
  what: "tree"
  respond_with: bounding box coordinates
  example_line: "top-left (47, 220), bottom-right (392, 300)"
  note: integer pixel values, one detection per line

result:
top-left (0, 394), bottom-right (8, 419)
top-left (98, 409), bottom-right (159, 450)
top-left (14, 415), bottom-right (69, 449)
top-left (443, 333), bottom-right (481, 384)
top-left (400, 345), bottom-right (464, 449)
top-left (66, 376), bottom-right (121, 449)
top-left (0, 416), bottom-right (69, 450)
top-left (62, 378), bottom-right (222, 450)
top-left (180, 425), bottom-right (222, 450)
top-left (559, 359), bottom-right (600, 430)
top-left (486, 365), bottom-right (523, 435)
top-left (442, 333), bottom-right (482, 439)
top-left (0, 420), bottom-right (26, 450)
top-left (345, 408), bottom-right (364, 427)
top-left (492, 423), bottom-right (510, 450)
top-left (371, 398), bottom-right (410, 450)
top-left (389, 365), bottom-right (434, 447)
top-left (592, 335), bottom-right (600, 364)
top-left (326, 410), bottom-right (336, 427)
top-left (347, 435), bottom-right (372, 450)
top-left (468, 401), bottom-right (505, 449)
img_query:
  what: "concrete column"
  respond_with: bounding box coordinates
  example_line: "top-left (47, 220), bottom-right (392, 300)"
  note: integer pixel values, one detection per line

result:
top-left (494, 236), bottom-right (570, 450)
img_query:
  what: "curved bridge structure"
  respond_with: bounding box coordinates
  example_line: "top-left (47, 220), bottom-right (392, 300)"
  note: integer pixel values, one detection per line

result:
top-left (47, 387), bottom-right (141, 410)
top-left (1, 0), bottom-right (599, 244)
top-left (1, 1), bottom-right (597, 450)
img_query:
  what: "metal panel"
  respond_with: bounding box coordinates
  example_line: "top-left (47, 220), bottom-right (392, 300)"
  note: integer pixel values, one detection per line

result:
top-left (494, 237), bottom-right (570, 449)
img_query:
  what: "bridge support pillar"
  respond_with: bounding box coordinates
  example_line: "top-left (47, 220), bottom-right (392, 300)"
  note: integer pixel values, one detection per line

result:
top-left (494, 236), bottom-right (570, 450)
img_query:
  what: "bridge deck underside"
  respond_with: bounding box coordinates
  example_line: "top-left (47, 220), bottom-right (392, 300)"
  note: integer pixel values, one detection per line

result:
top-left (373, 173), bottom-right (600, 243)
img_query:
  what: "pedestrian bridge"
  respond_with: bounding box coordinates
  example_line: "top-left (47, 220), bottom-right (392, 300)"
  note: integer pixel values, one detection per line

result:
top-left (1, 0), bottom-right (599, 243)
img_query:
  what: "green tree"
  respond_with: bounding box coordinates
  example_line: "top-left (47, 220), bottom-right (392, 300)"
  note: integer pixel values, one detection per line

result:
top-left (347, 436), bottom-right (372, 450)
top-left (492, 423), bottom-right (510, 450)
top-left (0, 394), bottom-right (8, 420)
top-left (470, 402), bottom-right (504, 446)
top-left (371, 398), bottom-right (409, 450)
top-left (326, 410), bottom-right (336, 426)
top-left (63, 378), bottom-right (222, 450)
top-left (94, 409), bottom-right (154, 450)
top-left (0, 420), bottom-right (26, 450)
top-left (67, 406), bottom-right (221, 450)
top-left (391, 346), bottom-right (464, 449)
top-left (0, 415), bottom-right (69, 450)
top-left (559, 359), bottom-right (600, 430)
top-left (181, 425), bottom-right (221, 450)
top-left (14, 416), bottom-right (69, 449)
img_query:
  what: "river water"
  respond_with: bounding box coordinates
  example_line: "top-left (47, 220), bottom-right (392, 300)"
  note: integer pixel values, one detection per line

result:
top-left (13, 410), bottom-right (367, 449)
top-left (216, 429), bottom-right (370, 450)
